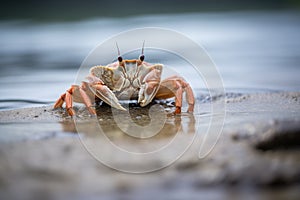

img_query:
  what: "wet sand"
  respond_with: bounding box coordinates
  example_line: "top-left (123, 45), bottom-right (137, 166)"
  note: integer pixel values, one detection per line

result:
top-left (0, 91), bottom-right (300, 199)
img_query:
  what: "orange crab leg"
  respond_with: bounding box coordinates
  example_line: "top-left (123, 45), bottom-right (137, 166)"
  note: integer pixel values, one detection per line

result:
top-left (65, 88), bottom-right (76, 116)
top-left (79, 87), bottom-right (96, 115)
top-left (155, 75), bottom-right (195, 114)
top-left (54, 93), bottom-right (66, 108)
top-left (185, 84), bottom-right (195, 113)
top-left (54, 84), bottom-right (97, 116)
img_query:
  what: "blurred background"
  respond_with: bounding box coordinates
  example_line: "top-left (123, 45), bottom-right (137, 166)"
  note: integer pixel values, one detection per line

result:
top-left (0, 0), bottom-right (299, 109)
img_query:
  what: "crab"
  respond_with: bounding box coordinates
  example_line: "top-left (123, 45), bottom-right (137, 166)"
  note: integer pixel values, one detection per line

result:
top-left (54, 45), bottom-right (195, 116)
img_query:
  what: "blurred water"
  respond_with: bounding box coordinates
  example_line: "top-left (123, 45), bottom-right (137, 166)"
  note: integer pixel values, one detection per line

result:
top-left (0, 11), bottom-right (299, 110)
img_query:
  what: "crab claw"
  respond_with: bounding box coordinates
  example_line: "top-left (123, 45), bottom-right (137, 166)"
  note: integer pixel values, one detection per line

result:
top-left (138, 66), bottom-right (162, 107)
top-left (92, 83), bottom-right (126, 111)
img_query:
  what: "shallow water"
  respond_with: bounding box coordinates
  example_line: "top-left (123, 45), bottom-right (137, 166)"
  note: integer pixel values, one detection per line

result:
top-left (0, 11), bottom-right (300, 197)
top-left (0, 11), bottom-right (300, 110)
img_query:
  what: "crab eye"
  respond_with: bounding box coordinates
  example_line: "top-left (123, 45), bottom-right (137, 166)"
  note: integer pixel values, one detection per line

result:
top-left (118, 56), bottom-right (123, 62)
top-left (139, 54), bottom-right (145, 62)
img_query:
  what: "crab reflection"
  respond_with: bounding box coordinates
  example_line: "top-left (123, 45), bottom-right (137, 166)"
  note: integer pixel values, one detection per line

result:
top-left (60, 103), bottom-right (196, 152)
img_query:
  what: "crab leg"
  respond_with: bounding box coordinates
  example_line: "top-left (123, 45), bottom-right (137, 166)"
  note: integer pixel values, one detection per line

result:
top-left (79, 86), bottom-right (96, 115)
top-left (155, 75), bottom-right (195, 114)
top-left (54, 84), bottom-right (96, 116)
top-left (54, 93), bottom-right (66, 108)
top-left (65, 88), bottom-right (76, 116)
